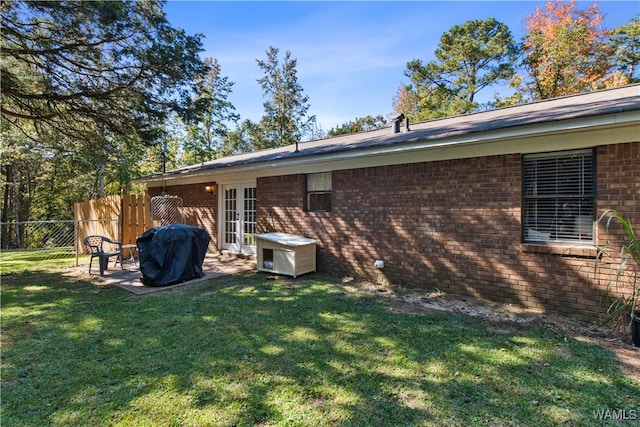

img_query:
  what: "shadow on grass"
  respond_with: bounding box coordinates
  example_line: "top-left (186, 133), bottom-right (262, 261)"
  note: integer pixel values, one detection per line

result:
top-left (2, 270), bottom-right (639, 426)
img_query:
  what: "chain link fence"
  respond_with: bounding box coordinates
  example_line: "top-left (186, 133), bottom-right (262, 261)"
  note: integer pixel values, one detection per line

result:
top-left (1, 219), bottom-right (119, 272)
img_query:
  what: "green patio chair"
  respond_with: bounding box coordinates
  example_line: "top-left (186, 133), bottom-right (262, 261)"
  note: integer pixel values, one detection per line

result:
top-left (82, 235), bottom-right (123, 276)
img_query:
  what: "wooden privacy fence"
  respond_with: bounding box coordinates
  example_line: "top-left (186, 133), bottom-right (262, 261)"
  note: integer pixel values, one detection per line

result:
top-left (74, 192), bottom-right (152, 247)
top-left (121, 193), bottom-right (152, 244)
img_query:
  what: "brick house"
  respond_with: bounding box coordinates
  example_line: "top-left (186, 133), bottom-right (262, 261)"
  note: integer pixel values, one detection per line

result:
top-left (139, 85), bottom-right (640, 319)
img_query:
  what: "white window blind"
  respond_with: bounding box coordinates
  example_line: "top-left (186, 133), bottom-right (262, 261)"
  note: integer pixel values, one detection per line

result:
top-left (523, 149), bottom-right (594, 242)
top-left (307, 172), bottom-right (332, 212)
top-left (307, 172), bottom-right (331, 192)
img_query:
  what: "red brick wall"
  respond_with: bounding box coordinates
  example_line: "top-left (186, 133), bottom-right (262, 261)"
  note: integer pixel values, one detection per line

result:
top-left (257, 175), bottom-right (306, 235)
top-left (256, 142), bottom-right (640, 319)
top-left (148, 183), bottom-right (218, 250)
top-left (593, 142), bottom-right (640, 316)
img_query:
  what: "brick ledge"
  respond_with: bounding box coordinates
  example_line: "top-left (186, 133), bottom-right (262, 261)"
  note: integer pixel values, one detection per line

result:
top-left (520, 243), bottom-right (598, 258)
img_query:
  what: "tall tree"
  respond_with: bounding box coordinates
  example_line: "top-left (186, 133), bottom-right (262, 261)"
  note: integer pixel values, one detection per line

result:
top-left (609, 15), bottom-right (640, 84)
top-left (391, 85), bottom-right (415, 118)
top-left (328, 115), bottom-right (387, 137)
top-left (223, 120), bottom-right (261, 156)
top-left (520, 0), bottom-right (612, 99)
top-left (256, 47), bottom-right (313, 150)
top-left (0, 0), bottom-right (205, 227)
top-left (183, 58), bottom-right (239, 164)
top-left (402, 18), bottom-right (517, 120)
top-left (1, 0), bottom-right (206, 147)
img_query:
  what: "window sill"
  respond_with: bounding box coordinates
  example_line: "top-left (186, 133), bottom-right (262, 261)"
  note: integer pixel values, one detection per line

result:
top-left (521, 242), bottom-right (598, 258)
top-left (304, 211), bottom-right (332, 218)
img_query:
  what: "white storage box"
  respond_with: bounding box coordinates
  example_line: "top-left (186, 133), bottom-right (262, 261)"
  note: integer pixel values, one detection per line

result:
top-left (256, 233), bottom-right (317, 278)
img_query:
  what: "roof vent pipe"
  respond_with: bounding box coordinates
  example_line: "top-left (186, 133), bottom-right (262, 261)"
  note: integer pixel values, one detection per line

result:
top-left (391, 113), bottom-right (404, 134)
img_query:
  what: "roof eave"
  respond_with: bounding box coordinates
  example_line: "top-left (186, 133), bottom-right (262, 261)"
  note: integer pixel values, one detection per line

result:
top-left (138, 109), bottom-right (639, 188)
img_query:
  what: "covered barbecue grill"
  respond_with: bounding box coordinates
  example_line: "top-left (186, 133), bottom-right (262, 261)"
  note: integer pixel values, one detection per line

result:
top-left (136, 224), bottom-right (211, 287)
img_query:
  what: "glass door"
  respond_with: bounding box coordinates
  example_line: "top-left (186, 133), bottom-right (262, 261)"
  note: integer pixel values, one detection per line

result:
top-left (221, 184), bottom-right (256, 254)
top-left (243, 186), bottom-right (257, 249)
top-left (223, 187), bottom-right (238, 251)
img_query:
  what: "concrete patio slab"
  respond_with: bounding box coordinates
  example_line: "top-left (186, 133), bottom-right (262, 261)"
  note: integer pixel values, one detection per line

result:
top-left (94, 253), bottom-right (256, 295)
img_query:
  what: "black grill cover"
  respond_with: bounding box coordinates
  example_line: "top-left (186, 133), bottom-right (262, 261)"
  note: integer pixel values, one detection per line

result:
top-left (136, 225), bottom-right (211, 287)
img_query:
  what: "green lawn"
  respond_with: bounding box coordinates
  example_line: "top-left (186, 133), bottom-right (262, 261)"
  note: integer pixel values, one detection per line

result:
top-left (1, 267), bottom-right (638, 426)
top-left (0, 247), bottom-right (85, 274)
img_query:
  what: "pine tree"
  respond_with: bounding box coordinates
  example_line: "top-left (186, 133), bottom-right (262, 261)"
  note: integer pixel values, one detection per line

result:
top-left (1, 0), bottom-right (206, 148)
top-left (256, 47), bottom-right (313, 150)
top-left (402, 18), bottom-right (517, 120)
top-left (183, 58), bottom-right (239, 164)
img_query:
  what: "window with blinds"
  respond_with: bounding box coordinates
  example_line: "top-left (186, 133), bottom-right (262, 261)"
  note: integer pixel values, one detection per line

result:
top-left (306, 172), bottom-right (332, 212)
top-left (522, 149), bottom-right (595, 243)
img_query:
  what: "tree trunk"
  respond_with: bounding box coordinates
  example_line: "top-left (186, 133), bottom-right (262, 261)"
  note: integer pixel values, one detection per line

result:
top-left (1, 166), bottom-right (12, 249)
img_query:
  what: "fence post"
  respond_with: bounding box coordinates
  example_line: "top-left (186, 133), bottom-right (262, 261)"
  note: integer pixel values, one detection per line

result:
top-left (75, 219), bottom-right (79, 267)
top-left (119, 190), bottom-right (124, 243)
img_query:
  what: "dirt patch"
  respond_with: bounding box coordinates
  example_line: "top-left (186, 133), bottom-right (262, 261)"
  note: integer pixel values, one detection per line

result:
top-left (343, 279), bottom-right (640, 383)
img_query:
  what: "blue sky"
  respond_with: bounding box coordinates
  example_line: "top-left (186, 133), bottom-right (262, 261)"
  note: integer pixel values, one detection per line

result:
top-left (163, 1), bottom-right (638, 131)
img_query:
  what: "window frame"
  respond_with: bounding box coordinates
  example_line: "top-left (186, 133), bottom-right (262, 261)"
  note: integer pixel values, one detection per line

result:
top-left (522, 148), bottom-right (595, 244)
top-left (306, 172), bottom-right (332, 212)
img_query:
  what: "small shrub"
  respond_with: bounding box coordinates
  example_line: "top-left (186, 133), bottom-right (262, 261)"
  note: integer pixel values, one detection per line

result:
top-left (596, 209), bottom-right (639, 332)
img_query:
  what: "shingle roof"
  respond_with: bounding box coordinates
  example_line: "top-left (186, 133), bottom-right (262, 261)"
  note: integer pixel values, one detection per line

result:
top-left (143, 85), bottom-right (639, 180)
